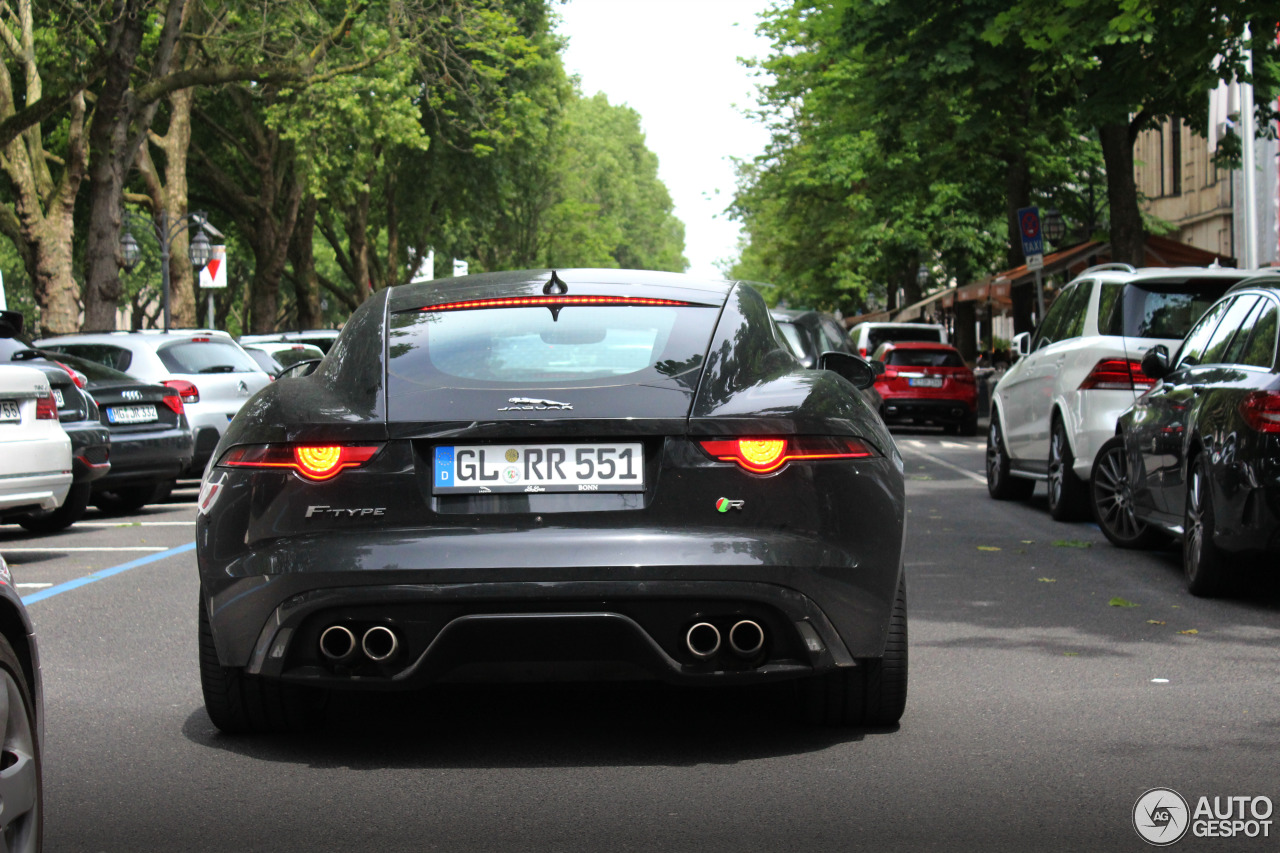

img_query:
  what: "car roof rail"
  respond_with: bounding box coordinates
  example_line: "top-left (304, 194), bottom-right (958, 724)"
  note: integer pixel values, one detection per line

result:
top-left (1078, 263), bottom-right (1137, 275)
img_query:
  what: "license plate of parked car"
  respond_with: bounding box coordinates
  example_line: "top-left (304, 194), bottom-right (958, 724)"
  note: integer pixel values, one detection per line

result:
top-left (0, 400), bottom-right (19, 422)
top-left (52, 388), bottom-right (64, 407)
top-left (908, 376), bottom-right (944, 388)
top-left (107, 404), bottom-right (158, 424)
top-left (433, 443), bottom-right (645, 494)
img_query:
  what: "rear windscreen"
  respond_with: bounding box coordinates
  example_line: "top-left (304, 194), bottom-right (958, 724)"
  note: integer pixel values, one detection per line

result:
top-left (886, 349), bottom-right (964, 367)
top-left (158, 341), bottom-right (259, 374)
top-left (868, 327), bottom-right (944, 351)
top-left (1099, 279), bottom-right (1237, 339)
top-left (388, 305), bottom-right (718, 387)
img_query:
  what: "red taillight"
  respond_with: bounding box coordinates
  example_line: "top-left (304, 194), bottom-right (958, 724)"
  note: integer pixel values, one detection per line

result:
top-left (420, 296), bottom-right (699, 312)
top-left (162, 379), bottom-right (200, 403)
top-left (1240, 391), bottom-right (1280, 434)
top-left (190, 337), bottom-right (212, 343)
top-left (1078, 359), bottom-right (1155, 391)
top-left (160, 391), bottom-right (184, 416)
top-left (218, 443), bottom-right (383, 480)
top-left (881, 367), bottom-right (898, 379)
top-left (698, 436), bottom-right (876, 473)
top-left (35, 391), bottom-right (57, 420)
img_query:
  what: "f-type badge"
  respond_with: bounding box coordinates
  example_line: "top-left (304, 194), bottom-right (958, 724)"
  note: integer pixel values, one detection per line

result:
top-left (716, 498), bottom-right (745, 513)
top-left (498, 397), bottom-right (573, 411)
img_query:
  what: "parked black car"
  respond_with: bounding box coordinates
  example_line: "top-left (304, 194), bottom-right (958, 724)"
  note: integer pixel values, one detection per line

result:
top-left (197, 269), bottom-right (906, 733)
top-left (770, 308), bottom-right (857, 369)
top-left (0, 313), bottom-right (110, 532)
top-left (1091, 275), bottom-right (1280, 595)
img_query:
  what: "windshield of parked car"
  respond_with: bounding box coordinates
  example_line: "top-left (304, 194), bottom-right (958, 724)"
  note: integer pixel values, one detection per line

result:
top-left (885, 348), bottom-right (965, 368)
top-left (1099, 278), bottom-right (1237, 340)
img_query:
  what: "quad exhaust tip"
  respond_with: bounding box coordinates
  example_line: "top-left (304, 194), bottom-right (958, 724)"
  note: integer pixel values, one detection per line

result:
top-left (685, 622), bottom-right (721, 659)
top-left (362, 625), bottom-right (399, 662)
top-left (728, 620), bottom-right (765, 657)
top-left (318, 625), bottom-right (357, 662)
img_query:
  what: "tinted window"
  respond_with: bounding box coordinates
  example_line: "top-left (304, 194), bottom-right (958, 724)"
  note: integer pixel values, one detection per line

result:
top-left (1176, 297), bottom-right (1235, 368)
top-left (1221, 297), bottom-right (1266, 365)
top-left (37, 351), bottom-right (133, 383)
top-left (886, 349), bottom-right (964, 368)
top-left (157, 341), bottom-right (259, 374)
top-left (1241, 299), bottom-right (1278, 369)
top-left (244, 348), bottom-right (282, 374)
top-left (46, 343), bottom-right (133, 372)
top-left (1061, 280), bottom-right (1093, 339)
top-left (387, 305), bottom-right (717, 387)
top-left (1103, 279), bottom-right (1235, 339)
top-left (867, 326), bottom-right (943, 351)
top-left (819, 319), bottom-right (848, 352)
top-left (1033, 284), bottom-right (1080, 350)
top-left (1199, 296), bottom-right (1259, 365)
top-left (273, 347), bottom-right (324, 369)
top-left (776, 322), bottom-right (810, 360)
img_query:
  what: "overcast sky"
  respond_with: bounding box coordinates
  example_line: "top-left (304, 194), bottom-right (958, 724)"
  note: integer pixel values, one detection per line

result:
top-left (555, 0), bottom-right (776, 279)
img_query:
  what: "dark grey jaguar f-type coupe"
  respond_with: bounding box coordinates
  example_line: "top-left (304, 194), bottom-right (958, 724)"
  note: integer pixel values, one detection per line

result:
top-left (196, 269), bottom-right (907, 733)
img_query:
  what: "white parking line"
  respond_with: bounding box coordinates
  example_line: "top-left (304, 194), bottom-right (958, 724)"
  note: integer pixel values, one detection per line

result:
top-left (900, 446), bottom-right (987, 484)
top-left (0, 546), bottom-right (170, 553)
top-left (15, 583), bottom-right (52, 589)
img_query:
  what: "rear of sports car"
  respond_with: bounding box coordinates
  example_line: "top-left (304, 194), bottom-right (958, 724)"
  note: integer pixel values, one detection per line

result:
top-left (196, 270), bottom-right (906, 732)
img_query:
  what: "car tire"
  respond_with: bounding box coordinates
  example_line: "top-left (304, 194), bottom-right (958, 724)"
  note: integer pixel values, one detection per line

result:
top-left (17, 481), bottom-right (91, 534)
top-left (0, 633), bottom-right (42, 851)
top-left (1090, 436), bottom-right (1161, 549)
top-left (92, 481), bottom-right (169, 515)
top-left (986, 411), bottom-right (1033, 500)
top-left (1184, 454), bottom-right (1230, 597)
top-left (1047, 416), bottom-right (1087, 521)
top-left (958, 413), bottom-right (978, 437)
top-left (199, 592), bottom-right (326, 734)
top-left (799, 578), bottom-right (907, 726)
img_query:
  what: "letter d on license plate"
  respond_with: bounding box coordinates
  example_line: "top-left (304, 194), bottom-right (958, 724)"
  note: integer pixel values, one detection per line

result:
top-left (433, 443), bottom-right (644, 494)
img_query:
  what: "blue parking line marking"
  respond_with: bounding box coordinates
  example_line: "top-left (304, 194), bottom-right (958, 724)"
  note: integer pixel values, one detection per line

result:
top-left (19, 541), bottom-right (196, 605)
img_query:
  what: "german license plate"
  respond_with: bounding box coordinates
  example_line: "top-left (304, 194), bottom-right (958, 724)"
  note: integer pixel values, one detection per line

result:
top-left (0, 400), bottom-right (19, 422)
top-left (53, 388), bottom-right (64, 407)
top-left (433, 443), bottom-right (644, 494)
top-left (107, 404), bottom-right (158, 424)
top-left (908, 376), bottom-right (944, 388)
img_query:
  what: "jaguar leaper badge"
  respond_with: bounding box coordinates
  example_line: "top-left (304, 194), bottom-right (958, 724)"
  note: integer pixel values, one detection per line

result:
top-left (716, 498), bottom-right (745, 513)
top-left (498, 397), bottom-right (573, 411)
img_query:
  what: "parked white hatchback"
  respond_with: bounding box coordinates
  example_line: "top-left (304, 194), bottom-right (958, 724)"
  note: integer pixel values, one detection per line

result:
top-left (0, 364), bottom-right (73, 522)
top-left (986, 264), bottom-right (1268, 520)
top-left (37, 330), bottom-right (270, 476)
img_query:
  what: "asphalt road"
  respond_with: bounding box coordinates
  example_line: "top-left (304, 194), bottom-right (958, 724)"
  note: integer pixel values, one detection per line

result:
top-left (4, 431), bottom-right (1279, 852)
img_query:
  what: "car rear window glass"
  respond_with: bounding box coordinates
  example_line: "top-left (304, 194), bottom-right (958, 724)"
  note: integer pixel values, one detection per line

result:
top-left (46, 343), bottom-right (132, 372)
top-left (1199, 295), bottom-right (1259, 365)
top-left (1101, 278), bottom-right (1236, 339)
top-left (867, 327), bottom-right (943, 351)
top-left (1241, 300), bottom-right (1278, 368)
top-left (157, 341), bottom-right (259, 374)
top-left (387, 304), bottom-right (718, 387)
top-left (886, 349), bottom-right (965, 368)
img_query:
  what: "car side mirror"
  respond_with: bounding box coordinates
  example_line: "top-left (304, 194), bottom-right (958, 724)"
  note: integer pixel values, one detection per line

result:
top-left (277, 358), bottom-right (322, 379)
top-left (1011, 332), bottom-right (1031, 359)
top-left (1141, 345), bottom-right (1171, 381)
top-left (819, 351), bottom-right (876, 389)
top-left (0, 310), bottom-right (23, 339)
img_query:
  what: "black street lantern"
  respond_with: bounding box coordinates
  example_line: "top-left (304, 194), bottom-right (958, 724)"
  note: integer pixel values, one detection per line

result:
top-left (189, 228), bottom-right (212, 269)
top-left (120, 231), bottom-right (141, 272)
top-left (917, 264), bottom-right (929, 288)
top-left (1043, 208), bottom-right (1067, 244)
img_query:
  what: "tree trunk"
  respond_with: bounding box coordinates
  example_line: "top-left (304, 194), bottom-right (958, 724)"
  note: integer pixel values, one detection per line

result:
top-left (1099, 121), bottom-right (1145, 266)
top-left (290, 196), bottom-right (322, 329)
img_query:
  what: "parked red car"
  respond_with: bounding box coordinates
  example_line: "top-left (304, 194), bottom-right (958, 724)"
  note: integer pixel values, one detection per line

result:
top-left (870, 341), bottom-right (978, 435)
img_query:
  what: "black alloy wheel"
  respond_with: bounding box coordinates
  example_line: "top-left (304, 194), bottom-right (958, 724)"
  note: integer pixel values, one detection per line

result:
top-left (799, 577), bottom-right (907, 726)
top-left (1090, 436), bottom-right (1160, 549)
top-left (1047, 417), bottom-right (1087, 521)
top-left (0, 634), bottom-right (41, 852)
top-left (1184, 454), bottom-right (1230, 597)
top-left (986, 412), bottom-right (1033, 500)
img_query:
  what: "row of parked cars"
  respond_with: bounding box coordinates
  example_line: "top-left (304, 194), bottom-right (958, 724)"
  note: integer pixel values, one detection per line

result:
top-left (985, 263), bottom-right (1280, 596)
top-left (0, 316), bottom-right (337, 533)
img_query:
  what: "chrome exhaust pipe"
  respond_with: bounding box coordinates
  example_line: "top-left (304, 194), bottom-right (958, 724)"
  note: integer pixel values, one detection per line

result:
top-left (319, 625), bottom-right (357, 662)
top-left (362, 625), bottom-right (399, 662)
top-left (728, 620), bottom-right (765, 657)
top-left (685, 622), bottom-right (721, 659)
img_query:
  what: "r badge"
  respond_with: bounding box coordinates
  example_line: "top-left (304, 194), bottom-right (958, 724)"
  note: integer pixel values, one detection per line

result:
top-left (715, 498), bottom-right (745, 513)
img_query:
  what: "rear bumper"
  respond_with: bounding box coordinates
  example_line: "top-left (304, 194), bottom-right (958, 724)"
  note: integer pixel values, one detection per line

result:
top-left (96, 427), bottom-right (193, 489)
top-left (880, 396), bottom-right (975, 424)
top-left (0, 434), bottom-right (72, 516)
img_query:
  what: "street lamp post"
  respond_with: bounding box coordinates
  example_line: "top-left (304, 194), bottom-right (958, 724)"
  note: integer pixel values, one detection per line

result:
top-left (120, 209), bottom-right (215, 332)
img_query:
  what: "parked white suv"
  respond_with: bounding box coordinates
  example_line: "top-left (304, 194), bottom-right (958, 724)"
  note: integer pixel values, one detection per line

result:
top-left (986, 264), bottom-right (1268, 520)
top-left (0, 365), bottom-right (72, 521)
top-left (848, 322), bottom-right (947, 359)
top-left (38, 330), bottom-right (270, 476)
